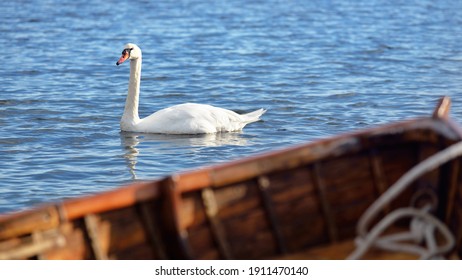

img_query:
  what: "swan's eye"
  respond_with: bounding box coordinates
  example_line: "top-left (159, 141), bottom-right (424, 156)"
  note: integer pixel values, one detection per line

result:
top-left (122, 48), bottom-right (134, 57)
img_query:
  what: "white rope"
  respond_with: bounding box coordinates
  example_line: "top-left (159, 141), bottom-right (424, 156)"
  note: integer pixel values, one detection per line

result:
top-left (347, 141), bottom-right (462, 259)
top-left (348, 206), bottom-right (455, 259)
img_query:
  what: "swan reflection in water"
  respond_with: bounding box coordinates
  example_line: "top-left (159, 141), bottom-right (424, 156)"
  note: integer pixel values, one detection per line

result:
top-left (120, 131), bottom-right (252, 180)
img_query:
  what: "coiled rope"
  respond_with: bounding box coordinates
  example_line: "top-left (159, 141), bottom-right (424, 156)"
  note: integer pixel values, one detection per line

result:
top-left (348, 141), bottom-right (462, 259)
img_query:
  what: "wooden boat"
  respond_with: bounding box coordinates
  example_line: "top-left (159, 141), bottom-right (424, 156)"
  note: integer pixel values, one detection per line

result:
top-left (1, 96), bottom-right (462, 260)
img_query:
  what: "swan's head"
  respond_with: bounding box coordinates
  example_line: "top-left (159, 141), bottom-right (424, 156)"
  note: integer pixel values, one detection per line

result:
top-left (116, 43), bottom-right (142, 65)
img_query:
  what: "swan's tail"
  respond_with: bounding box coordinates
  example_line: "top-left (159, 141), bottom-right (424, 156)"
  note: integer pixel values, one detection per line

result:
top-left (242, 108), bottom-right (267, 123)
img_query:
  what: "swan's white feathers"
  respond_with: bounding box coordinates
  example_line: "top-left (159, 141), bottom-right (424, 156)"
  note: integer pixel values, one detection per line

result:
top-left (135, 103), bottom-right (264, 134)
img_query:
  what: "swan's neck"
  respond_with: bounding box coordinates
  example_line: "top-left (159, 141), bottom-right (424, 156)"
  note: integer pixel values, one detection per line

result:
top-left (122, 57), bottom-right (142, 126)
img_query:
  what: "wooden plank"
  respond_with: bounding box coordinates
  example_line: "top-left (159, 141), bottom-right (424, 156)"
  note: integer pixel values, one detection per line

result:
top-left (62, 180), bottom-right (162, 221)
top-left (276, 237), bottom-right (417, 260)
top-left (201, 188), bottom-right (233, 259)
top-left (257, 176), bottom-right (288, 254)
top-left (174, 138), bottom-right (360, 193)
top-left (432, 96), bottom-right (451, 119)
top-left (449, 161), bottom-right (462, 217)
top-left (224, 213), bottom-right (277, 259)
top-left (0, 228), bottom-right (67, 260)
top-left (164, 176), bottom-right (194, 259)
top-left (0, 206), bottom-right (61, 240)
top-left (83, 214), bottom-right (108, 260)
top-left (139, 202), bottom-right (167, 260)
top-left (311, 163), bottom-right (338, 243)
top-left (95, 207), bottom-right (152, 259)
top-left (186, 224), bottom-right (220, 259)
top-left (40, 223), bottom-right (88, 260)
top-left (369, 149), bottom-right (389, 196)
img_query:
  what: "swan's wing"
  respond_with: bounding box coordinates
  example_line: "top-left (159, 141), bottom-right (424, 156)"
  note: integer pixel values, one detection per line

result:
top-left (137, 103), bottom-right (253, 134)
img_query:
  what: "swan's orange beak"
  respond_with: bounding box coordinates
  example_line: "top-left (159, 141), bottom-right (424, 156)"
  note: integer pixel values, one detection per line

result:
top-left (116, 52), bottom-right (129, 66)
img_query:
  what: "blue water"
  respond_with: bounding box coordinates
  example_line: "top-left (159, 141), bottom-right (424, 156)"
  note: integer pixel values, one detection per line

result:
top-left (1, 0), bottom-right (462, 213)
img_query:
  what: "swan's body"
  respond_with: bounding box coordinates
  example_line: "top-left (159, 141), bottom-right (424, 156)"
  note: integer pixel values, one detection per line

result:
top-left (116, 43), bottom-right (266, 134)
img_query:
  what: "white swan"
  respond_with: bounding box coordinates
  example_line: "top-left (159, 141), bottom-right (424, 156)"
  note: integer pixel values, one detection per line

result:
top-left (116, 43), bottom-right (266, 134)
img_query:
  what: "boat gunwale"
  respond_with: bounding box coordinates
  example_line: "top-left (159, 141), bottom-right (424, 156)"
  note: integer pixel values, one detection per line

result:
top-left (174, 116), bottom-right (462, 192)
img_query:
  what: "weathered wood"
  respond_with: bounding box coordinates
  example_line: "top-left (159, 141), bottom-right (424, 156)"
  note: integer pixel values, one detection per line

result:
top-left (0, 206), bottom-right (61, 240)
top-left (40, 223), bottom-right (88, 260)
top-left (201, 188), bottom-right (233, 259)
top-left (257, 176), bottom-right (288, 254)
top-left (139, 202), bottom-right (167, 260)
top-left (277, 234), bottom-right (418, 260)
top-left (445, 159), bottom-right (460, 224)
top-left (433, 96), bottom-right (451, 119)
top-left (83, 214), bottom-right (108, 260)
top-left (0, 228), bottom-right (66, 260)
top-left (100, 208), bottom-right (149, 256)
top-left (369, 149), bottom-right (389, 197)
top-left (62, 180), bottom-right (162, 221)
top-left (164, 176), bottom-right (194, 259)
top-left (311, 163), bottom-right (338, 243)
